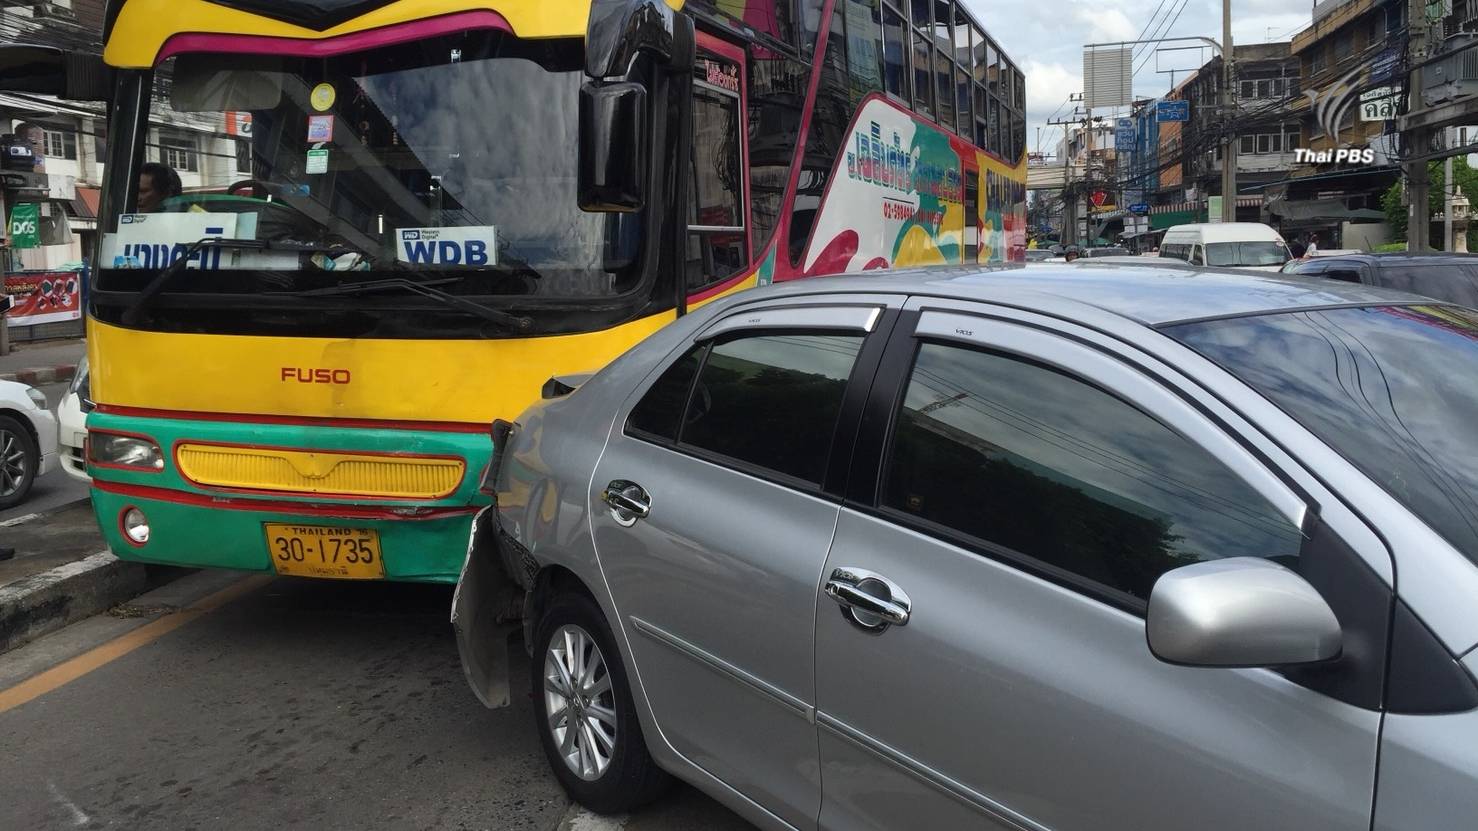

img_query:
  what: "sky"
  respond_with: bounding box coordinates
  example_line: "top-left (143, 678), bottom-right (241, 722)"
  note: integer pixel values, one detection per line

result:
top-left (959, 0), bottom-right (1320, 157)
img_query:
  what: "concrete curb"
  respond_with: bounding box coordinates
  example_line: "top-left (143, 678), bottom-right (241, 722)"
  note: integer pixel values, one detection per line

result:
top-left (0, 552), bottom-right (150, 655)
top-left (0, 363), bottom-right (78, 385)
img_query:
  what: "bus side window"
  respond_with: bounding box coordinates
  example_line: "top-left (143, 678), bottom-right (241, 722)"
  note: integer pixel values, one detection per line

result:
top-left (687, 51), bottom-right (749, 291)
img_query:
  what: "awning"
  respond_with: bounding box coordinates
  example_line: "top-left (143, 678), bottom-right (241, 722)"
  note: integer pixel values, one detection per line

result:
top-left (1152, 196), bottom-right (1261, 214)
top-left (1267, 198), bottom-right (1386, 221)
top-left (1245, 165), bottom-right (1401, 191)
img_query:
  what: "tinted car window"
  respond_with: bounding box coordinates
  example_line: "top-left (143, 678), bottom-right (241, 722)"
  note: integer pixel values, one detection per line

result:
top-left (627, 346), bottom-right (705, 442)
top-left (680, 333), bottom-right (863, 485)
top-left (881, 343), bottom-right (1304, 605)
top-left (1375, 264), bottom-right (1478, 306)
top-left (1171, 305), bottom-right (1478, 567)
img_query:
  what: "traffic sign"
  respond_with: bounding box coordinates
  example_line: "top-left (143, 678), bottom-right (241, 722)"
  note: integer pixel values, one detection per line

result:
top-left (1156, 100), bottom-right (1189, 122)
top-left (1129, 202), bottom-right (1150, 215)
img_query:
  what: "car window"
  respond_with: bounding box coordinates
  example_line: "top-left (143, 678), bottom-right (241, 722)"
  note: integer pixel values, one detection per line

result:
top-left (672, 333), bottom-right (864, 486)
top-left (1171, 305), bottom-right (1478, 569)
top-left (627, 346), bottom-right (705, 442)
top-left (1375, 265), bottom-right (1478, 306)
top-left (880, 342), bottom-right (1305, 605)
top-left (1321, 265), bottom-right (1363, 283)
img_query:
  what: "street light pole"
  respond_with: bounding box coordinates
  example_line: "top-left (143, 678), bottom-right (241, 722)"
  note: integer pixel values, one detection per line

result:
top-left (1221, 0), bottom-right (1237, 222)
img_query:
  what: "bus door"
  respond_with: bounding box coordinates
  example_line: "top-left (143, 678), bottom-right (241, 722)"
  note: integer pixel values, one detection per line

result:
top-left (685, 33), bottom-right (750, 296)
top-left (962, 158), bottom-right (980, 264)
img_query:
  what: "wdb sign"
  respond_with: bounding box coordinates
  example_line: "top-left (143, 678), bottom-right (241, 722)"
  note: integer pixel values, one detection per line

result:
top-left (398, 226), bottom-right (499, 266)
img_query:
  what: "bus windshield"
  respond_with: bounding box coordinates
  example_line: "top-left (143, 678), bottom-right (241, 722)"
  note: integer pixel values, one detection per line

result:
top-left (101, 31), bottom-right (642, 301)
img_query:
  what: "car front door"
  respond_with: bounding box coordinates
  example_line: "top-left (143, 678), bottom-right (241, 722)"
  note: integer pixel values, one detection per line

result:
top-left (588, 297), bottom-right (898, 829)
top-left (813, 300), bottom-right (1393, 830)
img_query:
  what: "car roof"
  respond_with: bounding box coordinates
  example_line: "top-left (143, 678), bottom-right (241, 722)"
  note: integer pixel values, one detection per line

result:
top-left (747, 262), bottom-right (1434, 327)
top-left (1304, 252), bottom-right (1478, 266)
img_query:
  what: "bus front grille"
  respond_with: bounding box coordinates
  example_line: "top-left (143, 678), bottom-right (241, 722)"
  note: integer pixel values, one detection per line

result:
top-left (175, 444), bottom-right (465, 500)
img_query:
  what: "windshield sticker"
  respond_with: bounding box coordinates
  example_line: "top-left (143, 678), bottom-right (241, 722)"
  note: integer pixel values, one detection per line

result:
top-left (99, 212), bottom-right (296, 271)
top-left (397, 227), bottom-right (498, 267)
top-left (307, 115), bottom-right (334, 143)
top-left (310, 83), bottom-right (337, 112)
top-left (305, 148), bottom-right (329, 175)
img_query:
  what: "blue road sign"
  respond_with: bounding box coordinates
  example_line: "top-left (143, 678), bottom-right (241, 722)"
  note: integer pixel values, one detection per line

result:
top-left (1156, 100), bottom-right (1189, 122)
top-left (1129, 203), bottom-right (1150, 215)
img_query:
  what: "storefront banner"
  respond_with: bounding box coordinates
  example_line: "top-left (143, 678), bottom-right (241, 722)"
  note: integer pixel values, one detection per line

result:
top-left (3, 270), bottom-right (82, 326)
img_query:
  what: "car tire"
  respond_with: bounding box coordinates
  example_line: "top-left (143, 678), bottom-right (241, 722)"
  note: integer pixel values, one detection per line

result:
top-left (531, 591), bottom-right (671, 814)
top-left (0, 414), bottom-right (38, 510)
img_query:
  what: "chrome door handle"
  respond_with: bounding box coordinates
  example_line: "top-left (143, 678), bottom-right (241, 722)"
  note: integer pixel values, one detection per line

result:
top-left (825, 567), bottom-right (911, 631)
top-left (602, 480), bottom-right (650, 526)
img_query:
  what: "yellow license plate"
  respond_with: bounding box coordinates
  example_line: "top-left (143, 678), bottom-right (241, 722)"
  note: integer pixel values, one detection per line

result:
top-left (264, 524), bottom-right (385, 580)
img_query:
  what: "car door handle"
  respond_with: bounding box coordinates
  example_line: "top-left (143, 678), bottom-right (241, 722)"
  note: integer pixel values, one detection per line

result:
top-left (602, 480), bottom-right (650, 525)
top-left (825, 567), bottom-right (911, 631)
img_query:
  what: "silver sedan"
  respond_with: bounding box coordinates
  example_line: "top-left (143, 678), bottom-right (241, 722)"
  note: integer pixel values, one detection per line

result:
top-left (454, 264), bottom-right (1478, 831)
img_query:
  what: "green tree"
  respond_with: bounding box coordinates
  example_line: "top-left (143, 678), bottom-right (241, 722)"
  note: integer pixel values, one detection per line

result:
top-left (1382, 158), bottom-right (1478, 248)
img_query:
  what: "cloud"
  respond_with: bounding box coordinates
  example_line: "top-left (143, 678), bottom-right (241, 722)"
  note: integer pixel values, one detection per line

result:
top-left (959, 0), bottom-right (1318, 158)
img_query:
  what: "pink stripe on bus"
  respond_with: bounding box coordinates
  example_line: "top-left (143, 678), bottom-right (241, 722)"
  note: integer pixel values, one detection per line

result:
top-left (155, 10), bottom-right (514, 64)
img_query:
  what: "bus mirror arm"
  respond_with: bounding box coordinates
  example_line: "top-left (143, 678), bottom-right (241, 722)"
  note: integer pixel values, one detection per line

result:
top-left (584, 0), bottom-right (695, 80)
top-left (0, 45), bottom-right (113, 100)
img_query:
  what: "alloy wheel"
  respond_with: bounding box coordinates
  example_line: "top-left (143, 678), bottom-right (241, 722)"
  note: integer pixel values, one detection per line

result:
top-left (544, 623), bottom-right (618, 781)
top-left (0, 428), bottom-right (27, 497)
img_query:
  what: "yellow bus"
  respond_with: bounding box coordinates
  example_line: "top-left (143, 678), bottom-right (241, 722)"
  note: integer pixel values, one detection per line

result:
top-left (0, 0), bottom-right (1026, 583)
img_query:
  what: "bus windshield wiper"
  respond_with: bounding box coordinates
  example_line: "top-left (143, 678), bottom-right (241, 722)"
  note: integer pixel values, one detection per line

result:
top-left (121, 238), bottom-right (338, 326)
top-left (293, 277), bottom-right (534, 331)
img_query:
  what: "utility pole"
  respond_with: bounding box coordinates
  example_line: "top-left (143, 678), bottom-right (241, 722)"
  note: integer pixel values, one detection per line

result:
top-left (1221, 0), bottom-right (1237, 222)
top-left (1446, 153), bottom-right (1455, 250)
top-left (1048, 108), bottom-right (1083, 245)
top-left (1407, 0), bottom-right (1430, 251)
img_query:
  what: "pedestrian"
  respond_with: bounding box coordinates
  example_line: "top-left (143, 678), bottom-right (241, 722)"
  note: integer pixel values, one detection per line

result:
top-left (1289, 236), bottom-right (1308, 259)
top-left (1064, 246), bottom-right (1081, 263)
top-left (1306, 233), bottom-right (1320, 256)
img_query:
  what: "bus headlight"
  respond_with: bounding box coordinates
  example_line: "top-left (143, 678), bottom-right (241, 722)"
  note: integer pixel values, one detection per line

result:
top-left (90, 432), bottom-right (165, 471)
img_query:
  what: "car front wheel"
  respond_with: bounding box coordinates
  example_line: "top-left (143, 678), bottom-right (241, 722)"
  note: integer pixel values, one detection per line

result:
top-left (532, 591), bottom-right (670, 814)
top-left (0, 415), bottom-right (38, 509)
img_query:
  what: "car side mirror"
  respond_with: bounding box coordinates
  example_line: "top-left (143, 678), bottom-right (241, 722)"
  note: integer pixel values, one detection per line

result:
top-left (1147, 557), bottom-right (1342, 668)
top-left (578, 82), bottom-right (648, 212)
top-left (0, 45), bottom-right (112, 100)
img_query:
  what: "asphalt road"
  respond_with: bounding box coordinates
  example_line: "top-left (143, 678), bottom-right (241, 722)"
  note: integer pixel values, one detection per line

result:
top-left (1, 381), bottom-right (90, 525)
top-left (0, 566), bottom-right (753, 831)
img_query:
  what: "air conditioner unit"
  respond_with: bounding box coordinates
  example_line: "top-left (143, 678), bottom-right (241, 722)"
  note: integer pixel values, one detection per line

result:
top-left (1424, 33), bottom-right (1478, 106)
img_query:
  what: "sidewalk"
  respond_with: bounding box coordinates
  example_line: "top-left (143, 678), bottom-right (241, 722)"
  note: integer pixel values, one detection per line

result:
top-left (0, 337), bottom-right (85, 384)
top-left (0, 501), bottom-right (184, 654)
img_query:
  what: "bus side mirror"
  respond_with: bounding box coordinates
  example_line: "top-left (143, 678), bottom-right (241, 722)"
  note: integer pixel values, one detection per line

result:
top-left (0, 45), bottom-right (112, 100)
top-left (579, 82), bottom-right (648, 213)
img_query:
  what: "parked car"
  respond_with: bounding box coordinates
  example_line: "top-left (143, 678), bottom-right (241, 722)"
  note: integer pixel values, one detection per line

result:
top-left (1283, 252), bottom-right (1478, 306)
top-left (1024, 249), bottom-right (1055, 262)
top-left (0, 379), bottom-right (59, 508)
top-left (1085, 246), bottom-right (1131, 257)
top-left (55, 356), bottom-right (89, 482)
top-left (1159, 222), bottom-right (1292, 270)
top-left (453, 265), bottom-right (1478, 831)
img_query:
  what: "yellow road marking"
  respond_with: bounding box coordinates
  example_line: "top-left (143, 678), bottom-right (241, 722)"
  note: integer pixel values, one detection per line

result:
top-left (0, 574), bottom-right (274, 715)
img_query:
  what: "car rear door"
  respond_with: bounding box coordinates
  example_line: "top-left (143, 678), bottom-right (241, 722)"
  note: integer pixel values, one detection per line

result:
top-left (813, 299), bottom-right (1393, 830)
top-left (587, 296), bottom-right (901, 829)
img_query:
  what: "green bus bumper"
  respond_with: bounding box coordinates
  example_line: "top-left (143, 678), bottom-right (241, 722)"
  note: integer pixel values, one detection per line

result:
top-left (87, 411), bottom-right (491, 584)
top-left (92, 487), bottom-right (475, 582)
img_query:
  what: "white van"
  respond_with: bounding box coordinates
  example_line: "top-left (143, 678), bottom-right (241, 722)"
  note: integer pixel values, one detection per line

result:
top-left (1158, 222), bottom-right (1293, 271)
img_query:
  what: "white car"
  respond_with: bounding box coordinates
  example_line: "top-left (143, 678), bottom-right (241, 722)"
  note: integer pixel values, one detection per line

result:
top-left (56, 357), bottom-right (89, 482)
top-left (0, 378), bottom-right (59, 508)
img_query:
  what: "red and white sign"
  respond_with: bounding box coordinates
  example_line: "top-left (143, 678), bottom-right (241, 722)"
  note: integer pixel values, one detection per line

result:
top-left (3, 271), bottom-right (82, 326)
top-left (225, 112), bottom-right (253, 137)
top-left (1090, 190), bottom-right (1110, 207)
